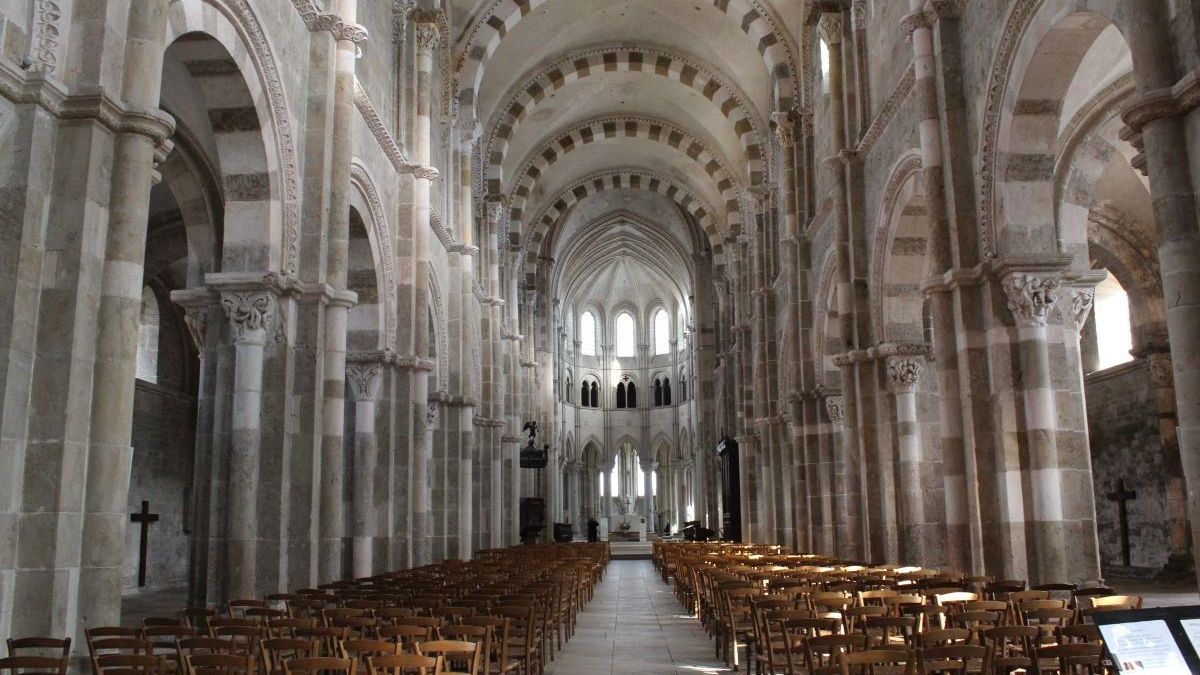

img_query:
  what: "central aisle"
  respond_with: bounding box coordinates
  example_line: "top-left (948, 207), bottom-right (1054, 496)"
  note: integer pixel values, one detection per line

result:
top-left (547, 559), bottom-right (732, 675)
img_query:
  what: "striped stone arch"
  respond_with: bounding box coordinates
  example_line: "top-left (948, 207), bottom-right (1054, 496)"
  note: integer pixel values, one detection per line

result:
top-left (525, 170), bottom-right (726, 266)
top-left (868, 152), bottom-right (925, 343)
top-left (455, 0), bottom-right (798, 121)
top-left (484, 45), bottom-right (767, 192)
top-left (166, 0), bottom-right (299, 273)
top-left (508, 116), bottom-right (745, 239)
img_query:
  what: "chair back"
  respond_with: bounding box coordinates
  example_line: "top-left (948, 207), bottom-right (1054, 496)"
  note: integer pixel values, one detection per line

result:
top-left (366, 654), bottom-right (443, 675)
top-left (0, 656), bottom-right (68, 675)
top-left (837, 648), bottom-right (913, 675)
top-left (415, 641), bottom-right (479, 675)
top-left (5, 638), bottom-right (70, 659)
top-left (282, 657), bottom-right (356, 675)
top-left (184, 654), bottom-right (254, 675)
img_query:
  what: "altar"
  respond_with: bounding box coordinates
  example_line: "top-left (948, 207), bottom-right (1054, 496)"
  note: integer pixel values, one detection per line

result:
top-left (609, 514), bottom-right (646, 542)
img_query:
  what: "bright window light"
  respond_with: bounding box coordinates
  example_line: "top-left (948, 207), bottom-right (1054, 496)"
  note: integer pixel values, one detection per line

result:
top-left (1094, 275), bottom-right (1133, 370)
top-left (654, 309), bottom-right (670, 355)
top-left (580, 311), bottom-right (596, 355)
top-left (616, 312), bottom-right (636, 357)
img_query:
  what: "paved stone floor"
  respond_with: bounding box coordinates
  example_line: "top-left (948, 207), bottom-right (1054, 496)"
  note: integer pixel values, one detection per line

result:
top-left (546, 559), bottom-right (732, 675)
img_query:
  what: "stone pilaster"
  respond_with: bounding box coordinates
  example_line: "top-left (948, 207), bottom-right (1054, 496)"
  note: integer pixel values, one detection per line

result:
top-left (886, 352), bottom-right (928, 564)
top-left (346, 359), bottom-right (381, 577)
top-left (317, 0), bottom-right (363, 585)
top-left (219, 290), bottom-right (274, 598)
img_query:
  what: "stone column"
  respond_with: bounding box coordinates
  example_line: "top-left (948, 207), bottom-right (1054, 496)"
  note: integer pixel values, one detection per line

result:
top-left (1002, 272), bottom-right (1067, 583)
top-left (75, 0), bottom-right (173, 635)
top-left (886, 354), bottom-right (926, 563)
top-left (219, 290), bottom-right (274, 598)
top-left (901, 0), bottom-right (976, 574)
top-left (317, 0), bottom-right (363, 584)
top-left (409, 13), bottom-right (440, 565)
top-left (600, 462), bottom-right (614, 519)
top-left (1146, 352), bottom-right (1191, 570)
top-left (825, 393), bottom-right (856, 557)
top-left (347, 360), bottom-right (382, 578)
top-left (673, 464), bottom-right (687, 532)
top-left (641, 461), bottom-right (657, 533)
top-left (1121, 0), bottom-right (1200, 593)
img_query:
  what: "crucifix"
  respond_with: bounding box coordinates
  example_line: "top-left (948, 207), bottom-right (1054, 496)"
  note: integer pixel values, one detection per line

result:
top-left (1106, 479), bottom-right (1137, 567)
top-left (130, 500), bottom-right (159, 587)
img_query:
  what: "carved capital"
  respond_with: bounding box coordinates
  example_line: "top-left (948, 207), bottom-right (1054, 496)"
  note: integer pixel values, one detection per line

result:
top-left (824, 395), bottom-right (844, 423)
top-left (346, 362), bottom-right (383, 401)
top-left (183, 307), bottom-right (208, 353)
top-left (1149, 352), bottom-right (1174, 387)
top-left (409, 165), bottom-right (440, 181)
top-left (1066, 286), bottom-right (1095, 332)
top-left (818, 13), bottom-right (843, 45)
top-left (221, 291), bottom-right (274, 343)
top-left (1002, 273), bottom-right (1060, 327)
top-left (771, 111), bottom-right (795, 148)
top-left (413, 16), bottom-right (440, 51)
top-left (886, 356), bottom-right (925, 395)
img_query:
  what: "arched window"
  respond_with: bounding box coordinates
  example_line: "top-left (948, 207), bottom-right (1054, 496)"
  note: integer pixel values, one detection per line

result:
top-left (581, 380), bottom-right (590, 406)
top-left (663, 378), bottom-right (672, 405)
top-left (579, 311), bottom-right (597, 355)
top-left (616, 382), bottom-right (627, 409)
top-left (654, 309), bottom-right (670, 355)
top-left (589, 381), bottom-right (599, 408)
top-left (615, 312), bottom-right (636, 357)
top-left (653, 379), bottom-right (663, 407)
top-left (819, 39), bottom-right (831, 93)
top-left (565, 375), bottom-right (572, 404)
top-left (609, 462), bottom-right (619, 496)
top-left (680, 375), bottom-right (687, 403)
top-left (627, 382), bottom-right (637, 408)
top-left (136, 286), bottom-right (160, 383)
top-left (1095, 275), bottom-right (1134, 370)
top-left (637, 463), bottom-right (645, 497)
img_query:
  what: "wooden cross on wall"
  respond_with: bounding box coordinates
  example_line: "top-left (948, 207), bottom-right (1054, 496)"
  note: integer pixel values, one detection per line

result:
top-left (130, 500), bottom-right (159, 587)
top-left (1106, 480), bottom-right (1137, 567)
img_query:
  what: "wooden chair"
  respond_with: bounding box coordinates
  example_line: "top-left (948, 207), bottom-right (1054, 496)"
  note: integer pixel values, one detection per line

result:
top-left (912, 629), bottom-right (972, 649)
top-left (292, 626), bottom-right (349, 657)
top-left (915, 645), bottom-right (985, 674)
top-left (494, 608), bottom-right (539, 675)
top-left (93, 654), bottom-right (165, 675)
top-left (462, 618), bottom-right (513, 675)
top-left (775, 617), bottom-right (840, 675)
top-left (416, 641), bottom-right (480, 675)
top-left (980, 625), bottom-right (1037, 674)
top-left (180, 609), bottom-right (218, 633)
top-left (343, 640), bottom-right (401, 674)
top-left (0, 656), bottom-right (67, 675)
top-left (367, 654), bottom-right (444, 675)
top-left (183, 654), bottom-right (254, 675)
top-left (4, 638), bottom-right (70, 659)
top-left (837, 648), bottom-right (914, 675)
top-left (282, 657), bottom-right (356, 675)
top-left (259, 639), bottom-right (318, 675)
top-left (85, 627), bottom-right (142, 654)
top-left (806, 634), bottom-right (869, 675)
top-left (1036, 642), bottom-right (1104, 674)
top-left (860, 617), bottom-right (916, 648)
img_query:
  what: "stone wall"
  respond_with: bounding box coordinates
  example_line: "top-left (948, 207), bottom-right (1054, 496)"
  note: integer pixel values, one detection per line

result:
top-left (125, 381), bottom-right (196, 593)
top-left (1086, 360), bottom-right (1171, 572)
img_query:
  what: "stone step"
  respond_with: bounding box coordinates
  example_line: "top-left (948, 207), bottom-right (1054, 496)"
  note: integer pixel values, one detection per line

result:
top-left (609, 541), bottom-right (653, 560)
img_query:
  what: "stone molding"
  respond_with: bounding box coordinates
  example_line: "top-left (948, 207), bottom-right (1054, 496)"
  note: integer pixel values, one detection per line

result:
top-left (221, 291), bottom-right (275, 343)
top-left (473, 416), bottom-right (506, 428)
top-left (886, 356), bottom-right (925, 394)
top-left (856, 64), bottom-right (914, 157)
top-left (346, 363), bottom-right (383, 401)
top-left (0, 62), bottom-right (176, 142)
top-left (1122, 67), bottom-right (1200, 133)
top-left (29, 0), bottom-right (62, 74)
top-left (350, 163), bottom-right (398, 349)
top-left (1002, 273), bottom-right (1060, 327)
top-left (290, 0), bottom-right (370, 46)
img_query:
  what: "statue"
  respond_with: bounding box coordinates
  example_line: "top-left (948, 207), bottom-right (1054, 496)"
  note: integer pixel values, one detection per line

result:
top-left (521, 420), bottom-right (538, 442)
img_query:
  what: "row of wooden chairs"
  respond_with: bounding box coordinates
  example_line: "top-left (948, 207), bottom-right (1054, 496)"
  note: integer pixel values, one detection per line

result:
top-left (657, 542), bottom-right (1133, 674)
top-left (3, 543), bottom-right (610, 675)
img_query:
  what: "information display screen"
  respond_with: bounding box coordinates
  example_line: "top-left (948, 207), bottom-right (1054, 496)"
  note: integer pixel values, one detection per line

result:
top-left (1098, 620), bottom-right (1190, 673)
top-left (1094, 607), bottom-right (1200, 674)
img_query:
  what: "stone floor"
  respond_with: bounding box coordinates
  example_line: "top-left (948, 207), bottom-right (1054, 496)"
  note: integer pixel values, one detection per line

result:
top-left (546, 559), bottom-right (732, 675)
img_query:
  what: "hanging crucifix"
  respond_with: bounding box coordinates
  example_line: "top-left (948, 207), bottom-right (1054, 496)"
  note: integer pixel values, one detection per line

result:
top-left (1106, 479), bottom-right (1137, 567)
top-left (130, 500), bottom-right (160, 587)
